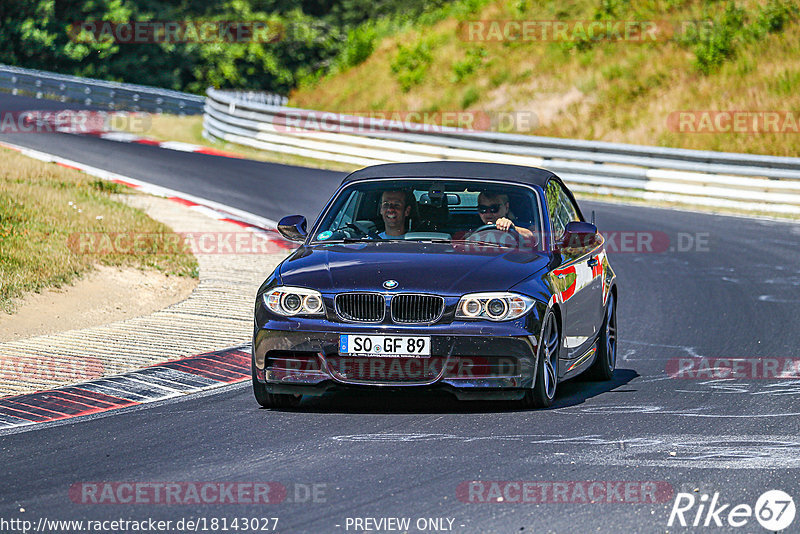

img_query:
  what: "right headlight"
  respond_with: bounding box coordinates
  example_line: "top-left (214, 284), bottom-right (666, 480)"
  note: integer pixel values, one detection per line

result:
top-left (263, 286), bottom-right (325, 316)
top-left (455, 292), bottom-right (534, 321)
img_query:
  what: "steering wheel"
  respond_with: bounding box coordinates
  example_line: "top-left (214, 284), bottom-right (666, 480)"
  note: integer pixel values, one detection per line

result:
top-left (466, 223), bottom-right (521, 247)
top-left (329, 222), bottom-right (380, 240)
top-left (344, 222), bottom-right (366, 236)
top-left (472, 223), bottom-right (519, 234)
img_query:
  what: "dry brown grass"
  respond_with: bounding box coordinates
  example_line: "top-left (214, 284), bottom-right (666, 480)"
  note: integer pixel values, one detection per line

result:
top-left (0, 147), bottom-right (197, 313)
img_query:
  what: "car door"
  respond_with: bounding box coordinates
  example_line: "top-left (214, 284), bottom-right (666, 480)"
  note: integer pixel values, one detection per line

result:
top-left (546, 180), bottom-right (604, 366)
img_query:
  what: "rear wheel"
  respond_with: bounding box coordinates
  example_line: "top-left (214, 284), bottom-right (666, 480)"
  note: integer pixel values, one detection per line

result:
top-left (252, 364), bottom-right (302, 409)
top-left (587, 293), bottom-right (617, 380)
top-left (521, 310), bottom-right (560, 408)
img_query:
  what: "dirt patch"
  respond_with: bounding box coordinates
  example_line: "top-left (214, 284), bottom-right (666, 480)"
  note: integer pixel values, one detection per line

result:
top-left (0, 265), bottom-right (197, 342)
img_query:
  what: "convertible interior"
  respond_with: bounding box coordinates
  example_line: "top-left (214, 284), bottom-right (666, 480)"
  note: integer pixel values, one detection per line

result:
top-left (337, 185), bottom-right (539, 241)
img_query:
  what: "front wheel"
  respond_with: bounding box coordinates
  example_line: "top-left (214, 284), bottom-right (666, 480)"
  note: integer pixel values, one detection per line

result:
top-left (521, 310), bottom-right (560, 408)
top-left (252, 364), bottom-right (302, 409)
top-left (587, 293), bottom-right (617, 380)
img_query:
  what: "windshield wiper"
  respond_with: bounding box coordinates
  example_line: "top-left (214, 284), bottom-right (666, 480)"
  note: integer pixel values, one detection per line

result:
top-left (315, 237), bottom-right (373, 243)
top-left (406, 238), bottom-right (452, 243)
top-left (450, 239), bottom-right (512, 248)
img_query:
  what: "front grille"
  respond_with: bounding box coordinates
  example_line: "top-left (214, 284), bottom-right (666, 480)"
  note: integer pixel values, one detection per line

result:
top-left (390, 294), bottom-right (445, 323)
top-left (336, 293), bottom-right (385, 322)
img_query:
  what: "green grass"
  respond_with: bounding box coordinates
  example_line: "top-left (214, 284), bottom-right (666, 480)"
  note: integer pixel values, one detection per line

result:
top-left (0, 148), bottom-right (198, 313)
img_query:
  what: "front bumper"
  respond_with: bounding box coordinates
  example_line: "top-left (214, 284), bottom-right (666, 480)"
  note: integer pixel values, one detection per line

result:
top-left (253, 318), bottom-right (539, 400)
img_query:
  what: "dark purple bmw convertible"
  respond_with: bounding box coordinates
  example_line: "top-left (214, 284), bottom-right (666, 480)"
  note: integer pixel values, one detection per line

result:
top-left (252, 161), bottom-right (617, 409)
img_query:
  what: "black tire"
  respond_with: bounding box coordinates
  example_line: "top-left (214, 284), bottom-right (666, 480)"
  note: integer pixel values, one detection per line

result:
top-left (520, 310), bottom-right (560, 408)
top-left (586, 292), bottom-right (617, 381)
top-left (252, 364), bottom-right (302, 409)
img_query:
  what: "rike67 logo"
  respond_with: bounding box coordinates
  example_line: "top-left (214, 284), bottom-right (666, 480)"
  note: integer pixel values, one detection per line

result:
top-left (668, 490), bottom-right (796, 531)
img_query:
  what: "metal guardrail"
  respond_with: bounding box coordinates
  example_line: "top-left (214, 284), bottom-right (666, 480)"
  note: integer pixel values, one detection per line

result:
top-left (220, 90), bottom-right (288, 107)
top-left (0, 64), bottom-right (205, 114)
top-left (203, 88), bottom-right (800, 214)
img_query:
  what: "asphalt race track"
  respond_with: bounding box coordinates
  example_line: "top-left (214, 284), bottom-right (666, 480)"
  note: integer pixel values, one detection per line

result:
top-left (2, 93), bottom-right (800, 533)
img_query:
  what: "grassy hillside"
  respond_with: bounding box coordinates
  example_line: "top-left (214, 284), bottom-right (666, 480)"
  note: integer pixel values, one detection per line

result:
top-left (290, 0), bottom-right (800, 156)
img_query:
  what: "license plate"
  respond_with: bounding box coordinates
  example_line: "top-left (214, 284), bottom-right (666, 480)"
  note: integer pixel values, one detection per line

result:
top-left (339, 335), bottom-right (431, 357)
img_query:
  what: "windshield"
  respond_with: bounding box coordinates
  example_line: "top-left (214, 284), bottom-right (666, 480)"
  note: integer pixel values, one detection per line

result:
top-left (312, 179), bottom-right (543, 250)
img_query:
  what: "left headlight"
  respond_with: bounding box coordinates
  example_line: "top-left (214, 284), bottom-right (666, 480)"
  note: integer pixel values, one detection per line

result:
top-left (263, 286), bottom-right (325, 316)
top-left (455, 292), bottom-right (534, 321)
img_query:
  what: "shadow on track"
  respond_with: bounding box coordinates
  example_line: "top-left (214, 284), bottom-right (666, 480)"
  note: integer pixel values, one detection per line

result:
top-left (260, 368), bottom-right (638, 414)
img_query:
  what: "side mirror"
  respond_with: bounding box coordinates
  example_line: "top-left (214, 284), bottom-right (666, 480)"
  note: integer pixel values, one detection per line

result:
top-left (560, 221), bottom-right (598, 250)
top-left (277, 215), bottom-right (308, 242)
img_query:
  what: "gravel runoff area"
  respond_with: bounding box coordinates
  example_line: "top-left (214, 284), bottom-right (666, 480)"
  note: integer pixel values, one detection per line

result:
top-left (0, 194), bottom-right (290, 397)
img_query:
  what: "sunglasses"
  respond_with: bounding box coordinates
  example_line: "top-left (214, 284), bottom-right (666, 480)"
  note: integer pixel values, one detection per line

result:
top-left (381, 202), bottom-right (405, 210)
top-left (477, 203), bottom-right (502, 214)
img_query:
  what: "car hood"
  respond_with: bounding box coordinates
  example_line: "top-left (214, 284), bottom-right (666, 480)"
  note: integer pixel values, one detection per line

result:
top-left (278, 242), bottom-right (550, 295)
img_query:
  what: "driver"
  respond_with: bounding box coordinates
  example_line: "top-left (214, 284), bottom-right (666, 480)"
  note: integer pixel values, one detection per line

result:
top-left (378, 190), bottom-right (412, 239)
top-left (477, 191), bottom-right (535, 242)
